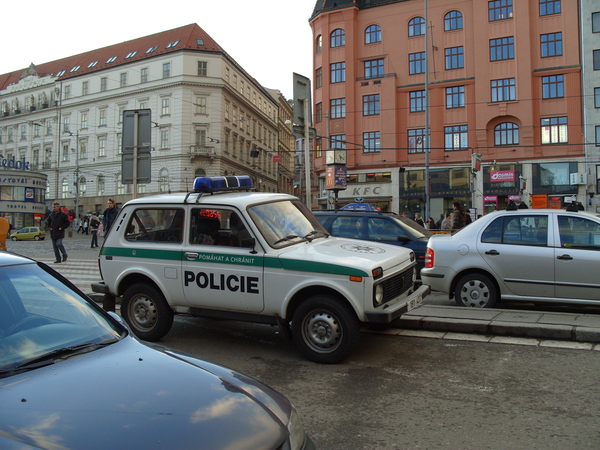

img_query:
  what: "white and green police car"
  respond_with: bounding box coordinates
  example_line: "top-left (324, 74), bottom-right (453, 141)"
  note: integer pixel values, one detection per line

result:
top-left (93, 176), bottom-right (430, 363)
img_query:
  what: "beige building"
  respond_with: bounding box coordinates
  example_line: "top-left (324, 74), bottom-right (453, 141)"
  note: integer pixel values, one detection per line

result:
top-left (310, 0), bottom-right (590, 216)
top-left (0, 24), bottom-right (296, 219)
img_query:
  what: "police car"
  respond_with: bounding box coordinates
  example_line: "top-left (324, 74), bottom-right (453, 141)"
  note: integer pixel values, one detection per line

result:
top-left (93, 176), bottom-right (430, 363)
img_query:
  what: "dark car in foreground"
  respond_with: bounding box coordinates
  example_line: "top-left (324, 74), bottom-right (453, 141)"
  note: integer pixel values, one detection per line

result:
top-left (0, 252), bottom-right (313, 449)
top-left (421, 208), bottom-right (600, 308)
top-left (313, 210), bottom-right (432, 274)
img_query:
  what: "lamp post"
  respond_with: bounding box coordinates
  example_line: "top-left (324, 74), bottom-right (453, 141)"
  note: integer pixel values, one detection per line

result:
top-left (64, 131), bottom-right (80, 224)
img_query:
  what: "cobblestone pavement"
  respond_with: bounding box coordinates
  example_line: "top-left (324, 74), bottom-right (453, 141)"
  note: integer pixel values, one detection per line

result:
top-left (5, 230), bottom-right (102, 295)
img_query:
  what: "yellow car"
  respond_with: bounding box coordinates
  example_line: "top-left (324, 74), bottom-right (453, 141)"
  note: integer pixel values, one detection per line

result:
top-left (10, 227), bottom-right (46, 241)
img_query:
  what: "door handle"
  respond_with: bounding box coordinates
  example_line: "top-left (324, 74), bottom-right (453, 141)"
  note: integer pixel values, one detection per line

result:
top-left (485, 250), bottom-right (500, 255)
top-left (185, 252), bottom-right (199, 260)
top-left (557, 254), bottom-right (573, 260)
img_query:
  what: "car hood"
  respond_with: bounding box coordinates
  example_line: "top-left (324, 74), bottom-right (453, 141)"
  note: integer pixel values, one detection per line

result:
top-left (0, 337), bottom-right (290, 449)
top-left (276, 236), bottom-right (413, 276)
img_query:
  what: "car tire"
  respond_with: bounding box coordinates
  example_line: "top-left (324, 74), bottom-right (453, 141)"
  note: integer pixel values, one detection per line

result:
top-left (292, 295), bottom-right (360, 364)
top-left (121, 283), bottom-right (174, 341)
top-left (454, 273), bottom-right (498, 308)
top-left (34, 235), bottom-right (40, 241)
top-left (11, 236), bottom-right (18, 241)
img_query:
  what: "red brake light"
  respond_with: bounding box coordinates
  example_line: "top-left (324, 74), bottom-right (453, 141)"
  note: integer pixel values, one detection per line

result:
top-left (424, 247), bottom-right (434, 268)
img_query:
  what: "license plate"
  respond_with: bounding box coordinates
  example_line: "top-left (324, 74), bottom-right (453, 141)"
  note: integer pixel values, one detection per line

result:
top-left (406, 294), bottom-right (422, 312)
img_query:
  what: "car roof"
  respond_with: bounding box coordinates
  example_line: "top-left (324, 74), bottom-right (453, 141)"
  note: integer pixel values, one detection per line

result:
top-left (486, 209), bottom-right (600, 218)
top-left (122, 191), bottom-right (298, 209)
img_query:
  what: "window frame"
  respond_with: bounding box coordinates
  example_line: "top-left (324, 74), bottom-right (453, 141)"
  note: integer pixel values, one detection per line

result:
top-left (491, 78), bottom-right (516, 102)
top-left (363, 94), bottom-right (380, 116)
top-left (490, 37), bottom-right (515, 61)
top-left (445, 86), bottom-right (465, 109)
top-left (408, 16), bottom-right (425, 36)
top-left (364, 59), bottom-right (384, 79)
top-left (539, 0), bottom-right (561, 16)
top-left (444, 125), bottom-right (468, 151)
top-left (445, 46), bottom-right (465, 69)
top-left (489, 0), bottom-right (513, 21)
top-left (330, 62), bottom-right (346, 84)
top-left (542, 74), bottom-right (564, 99)
top-left (408, 128), bottom-right (426, 153)
top-left (365, 25), bottom-right (382, 44)
top-left (409, 52), bottom-right (426, 74)
top-left (409, 90), bottom-right (427, 112)
top-left (330, 29), bottom-right (346, 48)
top-left (541, 116), bottom-right (568, 144)
top-left (541, 32), bottom-right (563, 57)
top-left (363, 131), bottom-right (381, 153)
top-left (330, 98), bottom-right (346, 119)
top-left (494, 122), bottom-right (520, 146)
top-left (444, 10), bottom-right (463, 31)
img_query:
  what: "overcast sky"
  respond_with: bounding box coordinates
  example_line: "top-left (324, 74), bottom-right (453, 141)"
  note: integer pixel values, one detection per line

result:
top-left (2, 1), bottom-right (315, 100)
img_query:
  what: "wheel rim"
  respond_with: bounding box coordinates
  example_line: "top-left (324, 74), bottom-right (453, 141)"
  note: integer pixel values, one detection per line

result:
top-left (128, 294), bottom-right (158, 331)
top-left (301, 310), bottom-right (342, 353)
top-left (459, 279), bottom-right (490, 307)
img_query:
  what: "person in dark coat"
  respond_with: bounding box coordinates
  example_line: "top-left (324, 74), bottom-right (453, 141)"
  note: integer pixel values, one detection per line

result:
top-left (46, 202), bottom-right (70, 263)
top-left (102, 198), bottom-right (120, 236)
top-left (451, 201), bottom-right (467, 231)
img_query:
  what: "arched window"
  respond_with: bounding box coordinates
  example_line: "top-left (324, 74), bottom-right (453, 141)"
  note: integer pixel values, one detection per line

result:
top-left (494, 122), bottom-right (519, 146)
top-left (365, 25), bottom-right (381, 44)
top-left (195, 168), bottom-right (206, 177)
top-left (444, 11), bottom-right (463, 31)
top-left (159, 168), bottom-right (170, 193)
top-left (408, 17), bottom-right (425, 36)
top-left (316, 35), bottom-right (322, 53)
top-left (330, 29), bottom-right (345, 48)
top-left (79, 177), bottom-right (86, 197)
top-left (61, 178), bottom-right (69, 199)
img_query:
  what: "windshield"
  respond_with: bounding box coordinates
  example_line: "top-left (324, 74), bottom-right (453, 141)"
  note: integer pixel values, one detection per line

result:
top-left (248, 199), bottom-right (328, 248)
top-left (0, 262), bottom-right (123, 371)
top-left (394, 216), bottom-right (432, 239)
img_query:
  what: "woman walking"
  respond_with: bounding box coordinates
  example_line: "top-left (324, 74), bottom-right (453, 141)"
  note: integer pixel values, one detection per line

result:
top-left (89, 213), bottom-right (100, 248)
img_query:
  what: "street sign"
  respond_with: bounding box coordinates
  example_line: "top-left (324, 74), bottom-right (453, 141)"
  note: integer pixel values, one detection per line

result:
top-left (122, 109), bottom-right (152, 184)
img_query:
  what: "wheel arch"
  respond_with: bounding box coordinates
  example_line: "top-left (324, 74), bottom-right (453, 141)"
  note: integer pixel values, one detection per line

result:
top-left (284, 285), bottom-right (359, 322)
top-left (450, 268), bottom-right (501, 299)
top-left (116, 272), bottom-right (163, 298)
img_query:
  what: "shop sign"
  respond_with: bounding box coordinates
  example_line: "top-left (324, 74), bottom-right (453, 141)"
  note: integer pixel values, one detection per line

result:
top-left (490, 170), bottom-right (514, 182)
top-left (0, 154), bottom-right (31, 171)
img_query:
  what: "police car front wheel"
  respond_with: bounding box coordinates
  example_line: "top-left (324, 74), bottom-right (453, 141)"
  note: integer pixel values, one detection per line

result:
top-left (121, 283), bottom-right (174, 341)
top-left (292, 295), bottom-right (360, 364)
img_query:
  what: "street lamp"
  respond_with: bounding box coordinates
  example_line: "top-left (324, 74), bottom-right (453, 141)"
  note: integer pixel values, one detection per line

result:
top-left (64, 130), bottom-right (80, 223)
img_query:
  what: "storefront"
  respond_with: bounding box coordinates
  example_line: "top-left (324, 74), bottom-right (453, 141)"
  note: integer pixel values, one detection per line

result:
top-left (0, 155), bottom-right (48, 230)
top-left (482, 164), bottom-right (523, 213)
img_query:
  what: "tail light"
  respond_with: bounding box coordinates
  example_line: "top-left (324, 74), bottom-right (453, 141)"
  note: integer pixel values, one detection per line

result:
top-left (424, 247), bottom-right (434, 268)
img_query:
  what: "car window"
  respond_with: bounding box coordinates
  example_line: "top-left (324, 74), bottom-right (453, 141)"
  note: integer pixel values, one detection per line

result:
top-left (189, 208), bottom-right (252, 247)
top-left (557, 215), bottom-right (600, 249)
top-left (482, 215), bottom-right (548, 246)
top-left (367, 217), bottom-right (400, 240)
top-left (125, 208), bottom-right (184, 243)
top-left (330, 216), bottom-right (363, 239)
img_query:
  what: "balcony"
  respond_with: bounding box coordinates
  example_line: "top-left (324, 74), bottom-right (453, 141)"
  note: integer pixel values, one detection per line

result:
top-left (188, 145), bottom-right (216, 160)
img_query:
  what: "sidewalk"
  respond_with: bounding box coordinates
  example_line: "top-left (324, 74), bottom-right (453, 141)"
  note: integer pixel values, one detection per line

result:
top-left (395, 305), bottom-right (600, 343)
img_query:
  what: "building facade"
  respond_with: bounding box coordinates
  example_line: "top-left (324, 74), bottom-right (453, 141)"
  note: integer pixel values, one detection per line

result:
top-left (0, 24), bottom-right (295, 221)
top-left (310, 0), bottom-right (594, 217)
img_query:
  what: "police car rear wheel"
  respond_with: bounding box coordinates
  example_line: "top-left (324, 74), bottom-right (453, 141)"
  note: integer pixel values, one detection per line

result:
top-left (121, 283), bottom-right (174, 341)
top-left (292, 296), bottom-right (359, 364)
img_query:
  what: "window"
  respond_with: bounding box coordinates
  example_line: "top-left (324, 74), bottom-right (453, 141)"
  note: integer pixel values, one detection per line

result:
top-left (316, 67), bottom-right (322, 88)
top-left (364, 59), bottom-right (384, 79)
top-left (315, 102), bottom-right (322, 123)
top-left (195, 97), bottom-right (206, 114)
top-left (330, 98), bottom-right (346, 119)
top-left (97, 176), bottom-right (105, 197)
top-left (161, 98), bottom-right (170, 115)
top-left (88, 61), bottom-right (98, 68)
top-left (542, 75), bottom-right (564, 98)
top-left (365, 25), bottom-right (382, 44)
top-left (594, 50), bottom-right (600, 70)
top-left (491, 78), bottom-right (516, 102)
top-left (363, 132), bottom-right (380, 153)
top-left (64, 85), bottom-right (71, 99)
top-left (146, 45), bottom-right (159, 54)
top-left (444, 11), bottom-right (463, 31)
top-left (408, 129), bottom-right (426, 153)
top-left (81, 113), bottom-right (88, 129)
top-left (141, 68), bottom-right (148, 83)
top-left (166, 40), bottom-right (179, 48)
top-left (159, 169), bottom-right (170, 193)
top-left (445, 47), bottom-right (464, 69)
top-left (408, 17), bottom-right (425, 36)
top-left (46, 120), bottom-right (53, 136)
top-left (161, 130), bottom-right (169, 149)
top-left (34, 123), bottom-right (40, 137)
top-left (593, 12), bottom-right (600, 33)
top-left (316, 35), bottom-right (322, 53)
top-left (444, 125), bottom-right (468, 151)
top-left (495, 122), bottom-right (519, 145)
top-left (120, 72), bottom-right (127, 88)
top-left (330, 29), bottom-right (345, 48)
top-left (363, 94), bottom-right (380, 115)
top-left (490, 37), bottom-right (514, 61)
top-left (409, 52), bottom-right (426, 74)
top-left (198, 61), bottom-right (207, 76)
top-left (540, 0), bottom-right (560, 16)
top-left (163, 63), bottom-right (170, 78)
top-left (99, 110), bottom-right (106, 126)
top-left (595, 87), bottom-right (600, 108)
top-left (100, 77), bottom-right (107, 92)
top-left (126, 51), bottom-right (137, 59)
top-left (106, 56), bottom-right (117, 63)
top-left (82, 81), bottom-right (89, 95)
top-left (489, 0), bottom-right (513, 21)
top-left (20, 125), bottom-right (26, 140)
top-left (63, 117), bottom-right (70, 133)
top-left (61, 179), bottom-right (69, 199)
top-left (541, 117), bottom-right (567, 144)
top-left (409, 90), bottom-right (426, 112)
top-left (596, 126), bottom-right (600, 146)
top-left (446, 86), bottom-right (465, 108)
top-left (541, 32), bottom-right (562, 57)
top-left (330, 62), bottom-right (346, 83)
top-left (98, 138), bottom-right (106, 157)
top-left (330, 135), bottom-right (346, 149)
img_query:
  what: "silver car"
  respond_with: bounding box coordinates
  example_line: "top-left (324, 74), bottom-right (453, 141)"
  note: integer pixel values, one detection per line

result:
top-left (421, 209), bottom-right (600, 307)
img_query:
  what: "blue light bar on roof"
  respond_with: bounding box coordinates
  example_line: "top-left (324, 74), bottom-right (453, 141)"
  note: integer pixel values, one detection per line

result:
top-left (193, 175), bottom-right (253, 193)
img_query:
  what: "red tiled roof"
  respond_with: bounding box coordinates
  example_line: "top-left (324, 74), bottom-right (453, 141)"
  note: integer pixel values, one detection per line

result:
top-left (0, 24), bottom-right (223, 90)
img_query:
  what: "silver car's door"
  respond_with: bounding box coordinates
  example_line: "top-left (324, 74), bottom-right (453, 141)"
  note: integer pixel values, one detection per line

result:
top-left (477, 214), bottom-right (555, 298)
top-left (554, 214), bottom-right (600, 301)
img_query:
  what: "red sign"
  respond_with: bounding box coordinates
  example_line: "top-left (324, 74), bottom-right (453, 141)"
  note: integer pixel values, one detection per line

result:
top-left (272, 155), bottom-right (281, 162)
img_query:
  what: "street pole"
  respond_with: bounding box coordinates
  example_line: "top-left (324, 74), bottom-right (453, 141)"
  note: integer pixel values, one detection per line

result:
top-left (303, 98), bottom-right (311, 207)
top-left (75, 130), bottom-right (80, 221)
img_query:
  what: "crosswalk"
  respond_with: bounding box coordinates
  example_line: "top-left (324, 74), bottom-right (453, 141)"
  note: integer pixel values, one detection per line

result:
top-left (41, 259), bottom-right (100, 295)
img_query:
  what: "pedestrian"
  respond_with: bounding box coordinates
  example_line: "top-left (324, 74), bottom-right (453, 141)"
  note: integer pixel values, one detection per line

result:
top-left (451, 201), bottom-right (467, 231)
top-left (465, 209), bottom-right (472, 225)
top-left (414, 212), bottom-right (425, 227)
top-left (436, 213), bottom-right (445, 229)
top-left (89, 213), bottom-right (101, 248)
top-left (46, 202), bottom-right (70, 263)
top-left (103, 198), bottom-right (120, 236)
top-left (427, 217), bottom-right (437, 230)
top-left (83, 217), bottom-right (90, 235)
top-left (441, 213), bottom-right (452, 230)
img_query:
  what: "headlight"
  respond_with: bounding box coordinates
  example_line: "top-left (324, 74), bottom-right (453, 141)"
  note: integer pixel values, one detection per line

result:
top-left (287, 406), bottom-right (306, 450)
top-left (374, 283), bottom-right (384, 306)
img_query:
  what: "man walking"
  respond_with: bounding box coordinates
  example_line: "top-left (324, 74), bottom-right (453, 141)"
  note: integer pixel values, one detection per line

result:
top-left (102, 198), bottom-right (119, 236)
top-left (47, 202), bottom-right (70, 263)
